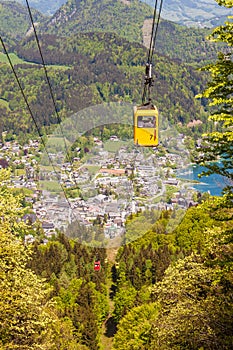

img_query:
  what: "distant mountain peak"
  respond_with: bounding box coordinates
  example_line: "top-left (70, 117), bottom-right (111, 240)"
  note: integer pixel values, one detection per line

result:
top-left (42, 0), bottom-right (154, 43)
top-left (143, 0), bottom-right (230, 27)
top-left (2, 0), bottom-right (231, 27)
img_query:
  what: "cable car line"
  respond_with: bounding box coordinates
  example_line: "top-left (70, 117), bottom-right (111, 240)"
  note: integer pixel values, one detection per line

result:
top-left (147, 0), bottom-right (158, 64)
top-left (24, 0), bottom-right (84, 204)
top-left (133, 0), bottom-right (163, 147)
top-left (25, 0), bottom-right (79, 187)
top-left (143, 0), bottom-right (163, 104)
top-left (149, 0), bottom-right (164, 64)
top-left (0, 35), bottom-right (73, 211)
top-left (26, 0), bottom-right (72, 163)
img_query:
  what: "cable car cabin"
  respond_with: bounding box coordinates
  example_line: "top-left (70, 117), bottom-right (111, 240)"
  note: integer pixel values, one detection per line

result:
top-left (94, 260), bottom-right (101, 271)
top-left (134, 102), bottom-right (159, 147)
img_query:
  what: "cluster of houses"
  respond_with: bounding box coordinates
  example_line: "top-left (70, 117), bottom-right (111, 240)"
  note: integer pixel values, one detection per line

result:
top-left (0, 135), bottom-right (199, 242)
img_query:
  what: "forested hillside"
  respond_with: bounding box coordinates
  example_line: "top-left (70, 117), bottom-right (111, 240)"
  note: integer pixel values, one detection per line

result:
top-left (112, 198), bottom-right (233, 349)
top-left (0, 32), bottom-right (209, 140)
top-left (41, 0), bottom-right (153, 43)
top-left (143, 0), bottom-right (230, 27)
top-left (0, 0), bottom-right (65, 15)
top-left (1, 170), bottom-right (232, 349)
top-left (153, 20), bottom-right (221, 65)
top-left (4, 0), bottom-right (230, 26)
top-left (39, 0), bottom-right (222, 64)
top-left (1, 0), bottom-right (222, 141)
top-left (1, 0), bottom-right (223, 65)
top-left (0, 1), bottom-right (45, 44)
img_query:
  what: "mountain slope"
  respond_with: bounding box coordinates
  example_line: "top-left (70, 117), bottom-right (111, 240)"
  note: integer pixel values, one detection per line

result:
top-left (0, 1), bottom-right (45, 44)
top-left (1, 32), bottom-right (208, 137)
top-left (143, 0), bottom-right (230, 27)
top-left (3, 0), bottom-right (230, 26)
top-left (0, 0), bottom-right (66, 15)
top-left (143, 19), bottom-right (220, 65)
top-left (1, 0), bottom-right (223, 66)
top-left (41, 0), bottom-right (154, 43)
top-left (39, 0), bottom-right (221, 65)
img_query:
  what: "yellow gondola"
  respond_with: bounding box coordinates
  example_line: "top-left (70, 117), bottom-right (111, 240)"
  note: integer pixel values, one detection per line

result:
top-left (133, 102), bottom-right (159, 147)
top-left (133, 0), bottom-right (164, 147)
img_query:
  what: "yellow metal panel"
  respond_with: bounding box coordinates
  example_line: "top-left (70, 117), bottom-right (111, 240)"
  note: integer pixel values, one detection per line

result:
top-left (133, 105), bottom-right (159, 147)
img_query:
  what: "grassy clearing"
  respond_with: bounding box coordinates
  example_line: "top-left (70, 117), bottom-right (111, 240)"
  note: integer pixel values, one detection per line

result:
top-left (0, 98), bottom-right (10, 110)
top-left (85, 165), bottom-right (101, 175)
top-left (100, 247), bottom-right (119, 350)
top-left (104, 140), bottom-right (128, 153)
top-left (40, 180), bottom-right (62, 193)
top-left (0, 52), bottom-right (29, 65)
top-left (40, 165), bottom-right (60, 172)
top-left (45, 136), bottom-right (72, 153)
top-left (14, 169), bottom-right (26, 176)
top-left (47, 64), bottom-right (70, 71)
top-left (47, 136), bottom-right (72, 146)
top-left (0, 52), bottom-right (70, 70)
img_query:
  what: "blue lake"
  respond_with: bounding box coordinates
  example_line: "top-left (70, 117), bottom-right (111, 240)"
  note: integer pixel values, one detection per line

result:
top-left (177, 165), bottom-right (229, 197)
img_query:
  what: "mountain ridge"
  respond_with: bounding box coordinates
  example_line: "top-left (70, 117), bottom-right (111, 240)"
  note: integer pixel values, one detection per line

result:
top-left (0, 0), bottom-right (65, 15)
top-left (143, 0), bottom-right (230, 27)
top-left (41, 0), bottom-right (153, 44)
top-left (0, 31), bottom-right (208, 138)
top-left (0, 1), bottom-right (45, 45)
top-left (38, 0), bottom-right (221, 65)
top-left (0, 0), bottom-right (224, 66)
top-left (0, 0), bottom-right (223, 138)
top-left (1, 0), bottom-right (230, 27)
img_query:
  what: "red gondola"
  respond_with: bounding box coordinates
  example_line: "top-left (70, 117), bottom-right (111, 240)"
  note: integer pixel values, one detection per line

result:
top-left (94, 260), bottom-right (101, 271)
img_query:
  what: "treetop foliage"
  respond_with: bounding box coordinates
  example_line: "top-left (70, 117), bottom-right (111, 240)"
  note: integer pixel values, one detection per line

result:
top-left (113, 196), bottom-right (233, 349)
top-left (0, 31), bottom-right (209, 140)
top-left (0, 169), bottom-right (109, 349)
top-left (217, 0), bottom-right (233, 7)
top-left (196, 2), bottom-right (233, 193)
top-left (0, 169), bottom-right (54, 349)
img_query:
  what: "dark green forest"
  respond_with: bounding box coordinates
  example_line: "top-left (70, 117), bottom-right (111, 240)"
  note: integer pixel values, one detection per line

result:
top-left (0, 0), bottom-right (46, 45)
top-left (0, 0), bottom-right (225, 142)
top-left (0, 31), bottom-right (210, 142)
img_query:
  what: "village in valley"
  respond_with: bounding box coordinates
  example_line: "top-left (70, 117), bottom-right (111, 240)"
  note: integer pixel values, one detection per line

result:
top-left (0, 133), bottom-right (200, 243)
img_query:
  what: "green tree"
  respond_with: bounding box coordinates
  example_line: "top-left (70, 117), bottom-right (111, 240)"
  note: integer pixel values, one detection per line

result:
top-left (149, 250), bottom-right (233, 350)
top-left (196, 0), bottom-right (233, 193)
top-left (113, 303), bottom-right (159, 350)
top-left (0, 170), bottom-right (87, 349)
top-left (0, 170), bottom-right (54, 349)
top-left (113, 196), bottom-right (233, 350)
top-left (113, 272), bottom-right (137, 323)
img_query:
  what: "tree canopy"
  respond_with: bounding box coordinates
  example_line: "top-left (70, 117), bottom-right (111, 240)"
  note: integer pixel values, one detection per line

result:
top-left (0, 169), bottom-right (54, 349)
top-left (196, 0), bottom-right (233, 194)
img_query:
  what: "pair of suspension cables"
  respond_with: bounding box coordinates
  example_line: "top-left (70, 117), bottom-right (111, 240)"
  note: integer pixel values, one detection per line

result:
top-left (142, 0), bottom-right (164, 104)
top-left (0, 0), bottom-right (77, 209)
top-left (0, 0), bottom-right (164, 207)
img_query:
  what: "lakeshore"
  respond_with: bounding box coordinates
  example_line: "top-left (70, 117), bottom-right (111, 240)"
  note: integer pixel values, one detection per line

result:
top-left (177, 164), bottom-right (226, 196)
